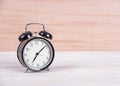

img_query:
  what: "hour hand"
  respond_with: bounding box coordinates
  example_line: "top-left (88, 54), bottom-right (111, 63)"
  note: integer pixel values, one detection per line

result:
top-left (32, 53), bottom-right (38, 63)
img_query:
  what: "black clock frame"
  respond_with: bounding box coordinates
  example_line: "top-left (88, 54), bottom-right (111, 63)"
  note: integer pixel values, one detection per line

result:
top-left (17, 37), bottom-right (55, 72)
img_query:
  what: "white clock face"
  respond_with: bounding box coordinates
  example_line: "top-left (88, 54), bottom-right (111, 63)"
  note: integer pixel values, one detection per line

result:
top-left (22, 38), bottom-right (54, 71)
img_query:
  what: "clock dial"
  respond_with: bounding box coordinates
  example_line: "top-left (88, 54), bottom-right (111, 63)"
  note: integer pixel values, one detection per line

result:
top-left (22, 38), bottom-right (54, 71)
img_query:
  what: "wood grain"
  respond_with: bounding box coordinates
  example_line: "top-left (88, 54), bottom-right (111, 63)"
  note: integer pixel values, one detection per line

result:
top-left (0, 0), bottom-right (120, 51)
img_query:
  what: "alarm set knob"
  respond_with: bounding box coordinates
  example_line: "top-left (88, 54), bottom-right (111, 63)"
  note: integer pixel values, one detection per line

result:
top-left (19, 31), bottom-right (33, 41)
top-left (39, 31), bottom-right (53, 39)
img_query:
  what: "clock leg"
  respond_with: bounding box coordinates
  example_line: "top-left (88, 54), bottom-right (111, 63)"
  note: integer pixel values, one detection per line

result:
top-left (24, 68), bottom-right (50, 73)
top-left (25, 68), bottom-right (29, 73)
top-left (45, 68), bottom-right (50, 71)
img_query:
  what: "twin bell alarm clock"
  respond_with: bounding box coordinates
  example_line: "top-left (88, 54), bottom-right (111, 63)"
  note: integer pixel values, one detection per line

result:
top-left (17, 23), bottom-right (55, 72)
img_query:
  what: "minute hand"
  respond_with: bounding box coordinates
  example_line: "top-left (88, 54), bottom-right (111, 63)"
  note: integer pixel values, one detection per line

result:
top-left (38, 46), bottom-right (46, 54)
top-left (32, 46), bottom-right (46, 63)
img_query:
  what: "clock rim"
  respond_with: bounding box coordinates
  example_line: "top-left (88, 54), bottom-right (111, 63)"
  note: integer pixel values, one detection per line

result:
top-left (17, 37), bottom-right (55, 71)
top-left (17, 40), bottom-right (28, 67)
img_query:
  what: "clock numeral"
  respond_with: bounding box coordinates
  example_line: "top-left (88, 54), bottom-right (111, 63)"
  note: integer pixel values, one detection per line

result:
top-left (26, 48), bottom-right (30, 51)
top-left (43, 61), bottom-right (45, 64)
top-left (24, 53), bottom-right (27, 57)
top-left (30, 43), bottom-right (33, 47)
top-left (37, 63), bottom-right (39, 67)
top-left (27, 59), bottom-right (29, 62)
top-left (46, 47), bottom-right (48, 50)
top-left (48, 50), bottom-right (50, 54)
top-left (41, 42), bottom-right (43, 46)
top-left (46, 57), bottom-right (49, 60)
top-left (35, 40), bottom-right (38, 45)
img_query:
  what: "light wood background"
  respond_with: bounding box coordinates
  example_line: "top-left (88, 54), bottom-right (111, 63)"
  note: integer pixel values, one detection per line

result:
top-left (0, 0), bottom-right (120, 51)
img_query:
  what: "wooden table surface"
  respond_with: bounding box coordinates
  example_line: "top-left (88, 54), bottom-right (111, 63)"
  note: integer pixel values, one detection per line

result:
top-left (0, 0), bottom-right (120, 51)
top-left (0, 51), bottom-right (120, 86)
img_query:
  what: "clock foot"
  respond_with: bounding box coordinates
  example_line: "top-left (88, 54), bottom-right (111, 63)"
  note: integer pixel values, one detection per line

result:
top-left (25, 68), bottom-right (29, 73)
top-left (45, 68), bottom-right (50, 71)
top-left (24, 68), bottom-right (50, 73)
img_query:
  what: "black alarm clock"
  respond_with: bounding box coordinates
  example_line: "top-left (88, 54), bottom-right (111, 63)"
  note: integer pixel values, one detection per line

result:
top-left (17, 23), bottom-right (55, 72)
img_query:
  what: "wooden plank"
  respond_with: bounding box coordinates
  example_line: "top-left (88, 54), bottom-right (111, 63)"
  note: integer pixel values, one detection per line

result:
top-left (0, 0), bottom-right (120, 51)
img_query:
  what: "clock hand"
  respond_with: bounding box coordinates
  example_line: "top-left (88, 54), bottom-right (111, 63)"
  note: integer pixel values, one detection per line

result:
top-left (32, 54), bottom-right (38, 63)
top-left (38, 46), bottom-right (46, 54)
top-left (32, 46), bottom-right (46, 63)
